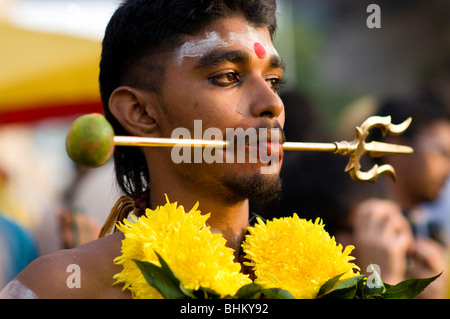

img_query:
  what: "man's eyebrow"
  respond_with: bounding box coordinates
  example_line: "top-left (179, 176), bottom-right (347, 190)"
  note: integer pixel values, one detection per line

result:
top-left (194, 49), bottom-right (250, 70)
top-left (194, 48), bottom-right (286, 72)
top-left (269, 55), bottom-right (286, 73)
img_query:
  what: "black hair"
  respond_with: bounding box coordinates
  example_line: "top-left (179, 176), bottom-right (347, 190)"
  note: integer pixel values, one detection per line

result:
top-left (99, 0), bottom-right (278, 205)
top-left (371, 92), bottom-right (450, 142)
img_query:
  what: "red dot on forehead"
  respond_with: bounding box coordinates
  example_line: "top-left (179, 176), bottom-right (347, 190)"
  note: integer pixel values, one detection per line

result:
top-left (254, 42), bottom-right (266, 59)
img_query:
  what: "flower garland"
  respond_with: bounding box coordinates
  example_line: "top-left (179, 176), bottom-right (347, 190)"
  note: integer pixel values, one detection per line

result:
top-left (113, 195), bottom-right (251, 298)
top-left (113, 196), bottom-right (439, 299)
top-left (242, 214), bottom-right (359, 299)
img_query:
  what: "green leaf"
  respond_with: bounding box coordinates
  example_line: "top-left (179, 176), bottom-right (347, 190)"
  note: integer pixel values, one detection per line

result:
top-left (320, 286), bottom-right (358, 299)
top-left (180, 285), bottom-right (223, 299)
top-left (362, 264), bottom-right (386, 297)
top-left (382, 272), bottom-right (442, 299)
top-left (233, 283), bottom-right (263, 299)
top-left (233, 284), bottom-right (295, 299)
top-left (198, 287), bottom-right (222, 299)
top-left (179, 284), bottom-right (198, 299)
top-left (262, 288), bottom-right (295, 299)
top-left (317, 273), bottom-right (344, 297)
top-left (134, 251), bottom-right (226, 299)
top-left (133, 252), bottom-right (186, 299)
top-left (317, 275), bottom-right (366, 299)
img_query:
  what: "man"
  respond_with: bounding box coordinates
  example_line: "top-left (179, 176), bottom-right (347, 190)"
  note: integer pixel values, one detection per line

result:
top-left (0, 0), bottom-right (285, 298)
top-left (372, 96), bottom-right (450, 218)
top-left (347, 95), bottom-right (450, 298)
top-left (0, 214), bottom-right (39, 290)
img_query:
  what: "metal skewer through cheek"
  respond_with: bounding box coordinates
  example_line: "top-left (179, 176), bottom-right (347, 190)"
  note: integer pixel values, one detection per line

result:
top-left (114, 136), bottom-right (229, 148)
top-left (113, 116), bottom-right (414, 183)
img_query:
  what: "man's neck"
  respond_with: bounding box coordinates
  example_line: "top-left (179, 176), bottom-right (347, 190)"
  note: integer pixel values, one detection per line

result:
top-left (203, 197), bottom-right (250, 256)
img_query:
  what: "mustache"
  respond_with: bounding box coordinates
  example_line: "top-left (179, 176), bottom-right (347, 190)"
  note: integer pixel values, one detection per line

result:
top-left (224, 123), bottom-right (286, 146)
top-left (259, 122), bottom-right (286, 145)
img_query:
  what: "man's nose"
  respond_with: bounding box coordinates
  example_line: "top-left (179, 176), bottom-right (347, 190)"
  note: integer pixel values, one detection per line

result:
top-left (249, 77), bottom-right (284, 119)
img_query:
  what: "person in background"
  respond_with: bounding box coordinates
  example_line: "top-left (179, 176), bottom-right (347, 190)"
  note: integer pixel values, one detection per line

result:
top-left (0, 214), bottom-right (39, 290)
top-left (59, 162), bottom-right (118, 249)
top-left (372, 94), bottom-right (450, 244)
top-left (348, 93), bottom-right (450, 298)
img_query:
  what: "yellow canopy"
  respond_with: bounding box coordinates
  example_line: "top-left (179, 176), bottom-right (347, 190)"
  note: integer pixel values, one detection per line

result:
top-left (0, 22), bottom-right (103, 123)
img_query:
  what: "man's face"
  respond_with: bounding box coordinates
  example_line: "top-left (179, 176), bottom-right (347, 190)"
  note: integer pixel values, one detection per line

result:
top-left (408, 120), bottom-right (450, 203)
top-left (152, 16), bottom-right (286, 203)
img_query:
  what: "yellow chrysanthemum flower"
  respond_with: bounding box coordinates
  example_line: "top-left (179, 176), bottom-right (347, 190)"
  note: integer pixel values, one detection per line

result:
top-left (113, 195), bottom-right (251, 299)
top-left (242, 214), bottom-right (360, 299)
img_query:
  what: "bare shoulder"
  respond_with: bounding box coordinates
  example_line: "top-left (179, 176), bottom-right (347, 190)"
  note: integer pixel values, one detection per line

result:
top-left (0, 232), bottom-right (131, 299)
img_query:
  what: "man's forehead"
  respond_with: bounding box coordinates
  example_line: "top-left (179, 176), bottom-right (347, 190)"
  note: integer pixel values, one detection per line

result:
top-left (174, 22), bottom-right (278, 65)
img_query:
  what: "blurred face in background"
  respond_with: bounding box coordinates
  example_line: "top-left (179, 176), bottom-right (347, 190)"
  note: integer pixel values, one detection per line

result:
top-left (407, 119), bottom-right (450, 204)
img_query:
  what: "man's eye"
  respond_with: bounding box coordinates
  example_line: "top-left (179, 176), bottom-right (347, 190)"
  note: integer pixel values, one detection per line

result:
top-left (209, 72), bottom-right (240, 87)
top-left (266, 77), bottom-right (285, 93)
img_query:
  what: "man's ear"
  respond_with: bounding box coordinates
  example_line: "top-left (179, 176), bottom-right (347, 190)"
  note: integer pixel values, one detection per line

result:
top-left (108, 86), bottom-right (159, 137)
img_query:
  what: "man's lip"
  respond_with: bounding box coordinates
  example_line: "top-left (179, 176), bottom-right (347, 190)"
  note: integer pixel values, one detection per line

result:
top-left (221, 125), bottom-right (285, 146)
top-left (254, 141), bottom-right (282, 153)
top-left (247, 141), bottom-right (284, 161)
top-left (245, 133), bottom-right (285, 147)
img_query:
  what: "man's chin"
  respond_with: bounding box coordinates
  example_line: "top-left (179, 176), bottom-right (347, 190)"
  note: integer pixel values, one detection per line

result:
top-left (223, 172), bottom-right (282, 203)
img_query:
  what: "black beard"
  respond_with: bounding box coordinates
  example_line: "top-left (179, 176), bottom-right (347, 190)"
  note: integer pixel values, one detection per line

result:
top-left (222, 173), bottom-right (282, 203)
